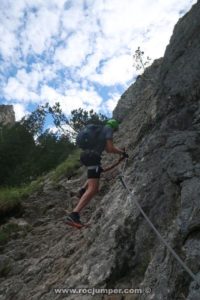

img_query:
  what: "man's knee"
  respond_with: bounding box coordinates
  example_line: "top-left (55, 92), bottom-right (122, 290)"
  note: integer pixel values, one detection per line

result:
top-left (87, 179), bottom-right (99, 194)
top-left (88, 185), bottom-right (99, 195)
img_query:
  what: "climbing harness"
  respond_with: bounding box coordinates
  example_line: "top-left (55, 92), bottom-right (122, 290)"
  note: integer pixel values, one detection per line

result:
top-left (118, 160), bottom-right (200, 287)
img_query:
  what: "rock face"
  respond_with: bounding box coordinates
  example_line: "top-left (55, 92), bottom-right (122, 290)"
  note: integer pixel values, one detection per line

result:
top-left (1, 2), bottom-right (200, 300)
top-left (0, 105), bottom-right (15, 126)
top-left (113, 58), bottom-right (162, 122)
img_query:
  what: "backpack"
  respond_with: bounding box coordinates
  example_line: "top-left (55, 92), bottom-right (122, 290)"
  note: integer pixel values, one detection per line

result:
top-left (80, 150), bottom-right (101, 166)
top-left (76, 124), bottom-right (103, 150)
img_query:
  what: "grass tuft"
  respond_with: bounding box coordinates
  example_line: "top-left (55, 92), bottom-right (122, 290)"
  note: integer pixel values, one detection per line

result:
top-left (50, 149), bottom-right (81, 182)
top-left (0, 177), bottom-right (43, 216)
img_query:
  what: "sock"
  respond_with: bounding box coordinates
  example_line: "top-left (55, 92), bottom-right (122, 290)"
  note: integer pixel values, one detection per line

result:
top-left (71, 211), bottom-right (80, 220)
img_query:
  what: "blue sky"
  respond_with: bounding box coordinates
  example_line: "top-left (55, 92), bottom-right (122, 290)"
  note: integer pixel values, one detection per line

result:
top-left (0, 0), bottom-right (197, 125)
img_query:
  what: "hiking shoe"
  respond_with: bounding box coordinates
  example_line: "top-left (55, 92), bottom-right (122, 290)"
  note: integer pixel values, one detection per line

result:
top-left (65, 212), bottom-right (83, 229)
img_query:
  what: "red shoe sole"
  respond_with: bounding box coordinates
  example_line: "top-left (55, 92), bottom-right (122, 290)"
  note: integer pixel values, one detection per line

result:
top-left (65, 220), bottom-right (90, 229)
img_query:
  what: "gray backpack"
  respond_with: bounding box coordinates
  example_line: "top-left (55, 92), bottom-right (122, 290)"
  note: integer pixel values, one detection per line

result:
top-left (76, 124), bottom-right (103, 150)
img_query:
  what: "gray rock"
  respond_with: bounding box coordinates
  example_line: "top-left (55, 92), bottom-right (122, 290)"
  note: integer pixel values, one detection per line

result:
top-left (159, 3), bottom-right (200, 99)
top-left (0, 105), bottom-right (15, 126)
top-left (113, 58), bottom-right (162, 122)
top-left (1, 2), bottom-right (200, 300)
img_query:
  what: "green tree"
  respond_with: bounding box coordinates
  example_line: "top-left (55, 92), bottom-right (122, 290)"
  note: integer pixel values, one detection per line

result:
top-left (32, 130), bottom-right (75, 176)
top-left (0, 123), bottom-right (36, 185)
top-left (0, 104), bottom-right (108, 187)
top-left (21, 102), bottom-right (69, 137)
top-left (69, 108), bottom-right (108, 132)
top-left (0, 101), bottom-right (72, 186)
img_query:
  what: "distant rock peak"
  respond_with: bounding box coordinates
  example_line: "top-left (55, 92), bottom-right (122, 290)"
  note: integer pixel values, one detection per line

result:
top-left (0, 105), bottom-right (15, 126)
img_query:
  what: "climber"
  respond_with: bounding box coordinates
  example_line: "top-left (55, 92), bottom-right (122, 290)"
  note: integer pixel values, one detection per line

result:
top-left (65, 119), bottom-right (129, 228)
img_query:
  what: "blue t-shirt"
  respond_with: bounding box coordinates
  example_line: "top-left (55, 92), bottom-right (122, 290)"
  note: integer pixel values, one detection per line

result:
top-left (93, 125), bottom-right (113, 155)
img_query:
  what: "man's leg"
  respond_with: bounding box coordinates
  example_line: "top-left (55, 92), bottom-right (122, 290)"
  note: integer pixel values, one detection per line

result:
top-left (73, 178), bottom-right (99, 213)
top-left (65, 163), bottom-right (101, 227)
top-left (77, 181), bottom-right (88, 198)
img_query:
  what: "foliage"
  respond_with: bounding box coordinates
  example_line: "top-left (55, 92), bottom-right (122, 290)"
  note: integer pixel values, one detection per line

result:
top-left (69, 108), bottom-right (108, 132)
top-left (0, 190), bottom-right (21, 215)
top-left (0, 147), bottom-right (80, 217)
top-left (0, 104), bottom-right (107, 187)
top-left (0, 123), bottom-right (76, 186)
top-left (0, 123), bottom-right (36, 185)
top-left (21, 102), bottom-right (69, 137)
top-left (133, 47), bottom-right (151, 72)
top-left (30, 130), bottom-right (75, 177)
top-left (0, 177), bottom-right (43, 216)
top-left (50, 149), bottom-right (81, 182)
top-left (0, 102), bottom-right (76, 186)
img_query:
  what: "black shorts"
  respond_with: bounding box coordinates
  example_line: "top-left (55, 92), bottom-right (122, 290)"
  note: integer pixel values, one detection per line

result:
top-left (87, 166), bottom-right (102, 179)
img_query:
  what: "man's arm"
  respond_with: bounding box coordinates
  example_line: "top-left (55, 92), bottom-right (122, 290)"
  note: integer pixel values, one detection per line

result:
top-left (105, 139), bottom-right (124, 155)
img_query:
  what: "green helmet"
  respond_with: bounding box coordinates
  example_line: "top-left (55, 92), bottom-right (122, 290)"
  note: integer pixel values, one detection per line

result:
top-left (106, 119), bottom-right (119, 130)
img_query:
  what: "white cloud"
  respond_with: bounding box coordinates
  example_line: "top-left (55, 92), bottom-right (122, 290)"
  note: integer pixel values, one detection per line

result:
top-left (13, 103), bottom-right (29, 121)
top-left (17, 69), bottom-right (42, 90)
top-left (48, 124), bottom-right (75, 137)
top-left (3, 67), bottom-right (47, 103)
top-left (0, 27), bottom-right (17, 59)
top-left (54, 32), bottom-right (92, 67)
top-left (40, 84), bottom-right (103, 115)
top-left (92, 54), bottom-right (135, 85)
top-left (61, 3), bottom-right (84, 32)
top-left (0, 0), bottom-right (197, 118)
top-left (20, 8), bottom-right (60, 56)
top-left (102, 92), bottom-right (121, 115)
top-left (3, 77), bottom-right (39, 102)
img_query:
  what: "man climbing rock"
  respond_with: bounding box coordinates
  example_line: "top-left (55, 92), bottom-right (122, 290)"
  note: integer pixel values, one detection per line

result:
top-left (65, 119), bottom-right (128, 228)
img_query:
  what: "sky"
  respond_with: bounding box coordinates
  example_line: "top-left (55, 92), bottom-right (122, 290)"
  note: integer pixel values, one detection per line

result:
top-left (0, 0), bottom-right (197, 124)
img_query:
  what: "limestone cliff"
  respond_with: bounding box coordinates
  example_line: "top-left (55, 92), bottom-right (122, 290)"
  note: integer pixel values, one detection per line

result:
top-left (0, 2), bottom-right (200, 300)
top-left (0, 105), bottom-right (15, 126)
